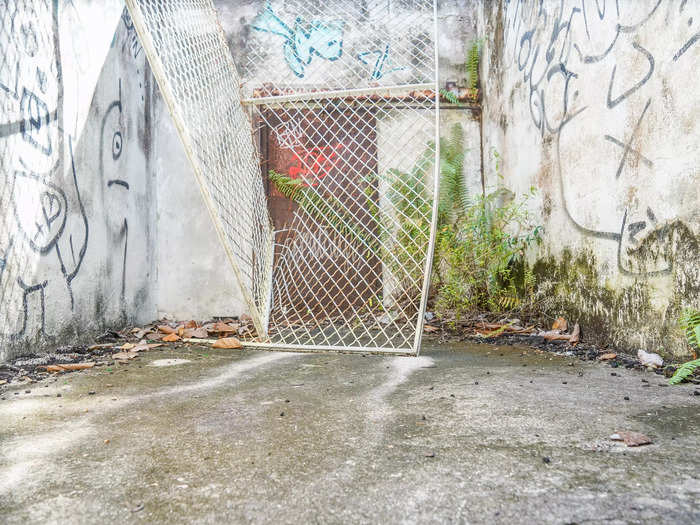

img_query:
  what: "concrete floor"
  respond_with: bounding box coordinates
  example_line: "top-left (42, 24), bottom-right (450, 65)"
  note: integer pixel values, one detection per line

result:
top-left (0, 342), bottom-right (698, 524)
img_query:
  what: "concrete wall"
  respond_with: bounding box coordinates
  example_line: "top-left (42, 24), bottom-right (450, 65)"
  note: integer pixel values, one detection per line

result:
top-left (479, 0), bottom-right (700, 357)
top-left (11, 1), bottom-right (692, 362)
top-left (0, 3), bottom-right (157, 361)
top-left (152, 0), bottom-right (483, 321)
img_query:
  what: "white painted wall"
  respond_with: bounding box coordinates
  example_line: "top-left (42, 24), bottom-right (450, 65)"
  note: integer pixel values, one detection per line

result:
top-left (478, 0), bottom-right (700, 356)
top-left (0, 3), bottom-right (158, 361)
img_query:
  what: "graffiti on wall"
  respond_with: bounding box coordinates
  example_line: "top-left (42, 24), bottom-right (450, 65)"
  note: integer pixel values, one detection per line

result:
top-left (0, 3), bottom-right (150, 346)
top-left (503, 0), bottom-right (700, 276)
top-left (251, 3), bottom-right (345, 78)
top-left (357, 44), bottom-right (405, 80)
top-left (250, 2), bottom-right (409, 81)
top-left (0, 0), bottom-right (89, 339)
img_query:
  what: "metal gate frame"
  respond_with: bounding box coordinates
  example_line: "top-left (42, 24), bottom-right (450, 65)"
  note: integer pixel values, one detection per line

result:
top-left (125, 0), bottom-right (440, 356)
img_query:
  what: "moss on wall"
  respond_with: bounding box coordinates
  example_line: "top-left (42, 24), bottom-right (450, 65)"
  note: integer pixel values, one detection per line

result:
top-left (532, 231), bottom-right (699, 361)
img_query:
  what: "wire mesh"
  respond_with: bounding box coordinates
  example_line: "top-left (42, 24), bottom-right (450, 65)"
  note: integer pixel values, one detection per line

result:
top-left (125, 0), bottom-right (439, 355)
top-left (124, 0), bottom-right (275, 337)
top-left (244, 1), bottom-right (439, 354)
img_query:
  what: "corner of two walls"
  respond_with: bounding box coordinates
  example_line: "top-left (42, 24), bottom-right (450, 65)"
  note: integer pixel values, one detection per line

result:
top-left (478, 0), bottom-right (700, 358)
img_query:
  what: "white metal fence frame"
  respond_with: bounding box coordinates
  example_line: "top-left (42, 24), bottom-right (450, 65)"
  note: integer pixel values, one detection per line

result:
top-left (125, 0), bottom-right (440, 356)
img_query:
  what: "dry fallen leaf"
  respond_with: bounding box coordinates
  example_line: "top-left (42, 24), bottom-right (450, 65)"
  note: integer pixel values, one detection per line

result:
top-left (183, 320), bottom-right (198, 329)
top-left (158, 325), bottom-right (177, 334)
top-left (598, 353), bottom-right (617, 361)
top-left (184, 327), bottom-right (209, 339)
top-left (88, 343), bottom-right (115, 350)
top-left (212, 337), bottom-right (242, 349)
top-left (133, 328), bottom-right (151, 340)
top-left (120, 342), bottom-right (136, 351)
top-left (552, 317), bottom-right (568, 331)
top-left (569, 323), bottom-right (581, 345)
top-left (162, 333), bottom-right (181, 343)
top-left (128, 343), bottom-right (164, 353)
top-left (43, 362), bottom-right (96, 372)
top-left (208, 322), bottom-right (236, 334)
top-left (113, 352), bottom-right (138, 361)
top-left (423, 325), bottom-right (439, 333)
top-left (610, 431), bottom-right (652, 447)
top-left (542, 331), bottom-right (571, 341)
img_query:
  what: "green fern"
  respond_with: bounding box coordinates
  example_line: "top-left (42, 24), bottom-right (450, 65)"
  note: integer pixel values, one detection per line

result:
top-left (440, 88), bottom-right (459, 104)
top-left (268, 170), bottom-right (374, 249)
top-left (668, 308), bottom-right (700, 385)
top-left (467, 39), bottom-right (482, 92)
top-left (680, 308), bottom-right (700, 349)
top-left (438, 124), bottom-right (469, 226)
top-left (669, 358), bottom-right (700, 385)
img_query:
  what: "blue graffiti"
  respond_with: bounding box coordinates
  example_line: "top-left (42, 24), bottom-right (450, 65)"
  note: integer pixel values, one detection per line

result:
top-left (252, 3), bottom-right (345, 78)
top-left (357, 44), bottom-right (405, 80)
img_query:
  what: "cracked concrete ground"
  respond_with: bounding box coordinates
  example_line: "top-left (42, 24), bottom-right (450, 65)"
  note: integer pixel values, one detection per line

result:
top-left (1, 342), bottom-right (698, 524)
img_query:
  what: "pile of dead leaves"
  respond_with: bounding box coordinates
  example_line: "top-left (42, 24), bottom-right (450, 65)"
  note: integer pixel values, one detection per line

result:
top-left (113, 316), bottom-right (259, 356)
top-left (423, 315), bottom-right (582, 345)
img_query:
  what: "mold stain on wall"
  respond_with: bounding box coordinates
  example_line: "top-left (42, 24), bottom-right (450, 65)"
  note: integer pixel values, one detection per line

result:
top-left (487, 0), bottom-right (700, 357)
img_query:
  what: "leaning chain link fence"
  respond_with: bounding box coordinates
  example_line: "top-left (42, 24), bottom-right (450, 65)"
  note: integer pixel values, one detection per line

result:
top-left (242, 0), bottom-right (439, 354)
top-left (125, 0), bottom-right (439, 354)
top-left (124, 0), bottom-right (275, 337)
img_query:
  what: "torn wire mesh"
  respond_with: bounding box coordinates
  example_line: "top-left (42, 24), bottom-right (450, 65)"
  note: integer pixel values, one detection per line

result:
top-left (126, 0), bottom-right (439, 354)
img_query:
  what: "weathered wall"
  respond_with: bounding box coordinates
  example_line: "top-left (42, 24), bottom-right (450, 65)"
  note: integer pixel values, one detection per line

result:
top-left (479, 0), bottom-right (700, 357)
top-left (0, 3), bottom-right (157, 361)
top-left (152, 0), bottom-right (483, 321)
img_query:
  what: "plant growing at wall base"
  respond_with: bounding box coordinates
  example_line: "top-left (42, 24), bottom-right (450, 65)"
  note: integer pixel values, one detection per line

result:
top-left (431, 131), bottom-right (542, 316)
top-left (433, 185), bottom-right (542, 316)
top-left (669, 308), bottom-right (700, 384)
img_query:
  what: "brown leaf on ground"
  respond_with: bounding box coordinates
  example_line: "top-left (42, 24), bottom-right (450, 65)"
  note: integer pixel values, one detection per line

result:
top-left (543, 331), bottom-right (571, 341)
top-left (42, 362), bottom-right (96, 372)
top-left (177, 326), bottom-right (185, 337)
top-left (208, 322), bottom-right (236, 334)
top-left (610, 431), bottom-right (652, 447)
top-left (162, 333), bottom-right (181, 343)
top-left (423, 325), bottom-right (439, 333)
top-left (212, 337), bottom-right (242, 349)
top-left (133, 328), bottom-right (152, 340)
top-left (120, 342), bottom-right (137, 351)
top-left (552, 317), bottom-right (568, 331)
top-left (113, 351), bottom-right (138, 361)
top-left (147, 333), bottom-right (163, 341)
top-left (184, 327), bottom-right (209, 339)
top-left (183, 320), bottom-right (198, 329)
top-left (88, 343), bottom-right (116, 350)
top-left (130, 343), bottom-right (164, 353)
top-left (569, 323), bottom-right (581, 345)
top-left (598, 353), bottom-right (617, 361)
top-left (158, 325), bottom-right (177, 334)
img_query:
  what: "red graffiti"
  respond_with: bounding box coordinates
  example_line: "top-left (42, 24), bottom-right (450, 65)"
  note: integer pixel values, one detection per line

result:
top-left (288, 143), bottom-right (344, 186)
